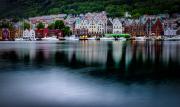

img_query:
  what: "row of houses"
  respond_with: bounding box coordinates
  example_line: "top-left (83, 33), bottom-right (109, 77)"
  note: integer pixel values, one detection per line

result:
top-left (0, 28), bottom-right (19, 40)
top-left (28, 12), bottom-right (180, 37)
top-left (72, 12), bottom-right (180, 37)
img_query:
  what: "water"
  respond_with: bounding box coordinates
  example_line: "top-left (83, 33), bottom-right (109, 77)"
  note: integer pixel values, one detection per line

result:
top-left (0, 41), bottom-right (180, 107)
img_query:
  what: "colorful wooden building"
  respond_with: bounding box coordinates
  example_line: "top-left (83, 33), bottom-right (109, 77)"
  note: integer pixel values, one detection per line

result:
top-left (144, 18), bottom-right (164, 36)
top-left (35, 29), bottom-right (63, 38)
top-left (124, 20), bottom-right (145, 37)
top-left (151, 18), bottom-right (164, 36)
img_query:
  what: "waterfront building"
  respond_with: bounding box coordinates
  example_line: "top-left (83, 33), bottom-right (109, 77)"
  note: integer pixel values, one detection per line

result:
top-left (164, 28), bottom-right (177, 37)
top-left (23, 29), bottom-right (36, 40)
top-left (151, 18), bottom-right (164, 36)
top-left (2, 28), bottom-right (10, 40)
top-left (74, 18), bottom-right (89, 36)
top-left (142, 16), bottom-right (164, 36)
top-left (124, 19), bottom-right (145, 37)
top-left (112, 18), bottom-right (123, 34)
top-left (163, 19), bottom-right (178, 37)
top-left (74, 11), bottom-right (107, 36)
top-left (35, 29), bottom-right (63, 38)
top-left (29, 29), bottom-right (36, 40)
top-left (0, 28), bottom-right (18, 41)
top-left (74, 12), bottom-right (127, 36)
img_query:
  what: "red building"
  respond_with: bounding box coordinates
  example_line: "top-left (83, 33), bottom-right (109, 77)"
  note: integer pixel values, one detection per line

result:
top-left (35, 29), bottom-right (63, 38)
top-left (35, 29), bottom-right (44, 38)
top-left (144, 18), bottom-right (164, 36)
top-left (151, 18), bottom-right (164, 36)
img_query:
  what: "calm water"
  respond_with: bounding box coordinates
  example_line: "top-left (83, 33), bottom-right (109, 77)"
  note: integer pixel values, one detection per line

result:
top-left (0, 41), bottom-right (180, 107)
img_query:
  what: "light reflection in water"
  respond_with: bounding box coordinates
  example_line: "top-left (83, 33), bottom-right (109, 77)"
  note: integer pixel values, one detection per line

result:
top-left (0, 41), bottom-right (180, 77)
top-left (0, 41), bottom-right (180, 107)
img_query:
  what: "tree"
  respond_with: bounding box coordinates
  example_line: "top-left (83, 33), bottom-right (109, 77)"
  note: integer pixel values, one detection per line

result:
top-left (54, 20), bottom-right (65, 30)
top-left (23, 22), bottom-right (30, 30)
top-left (1, 0), bottom-right (180, 18)
top-left (36, 22), bottom-right (45, 29)
top-left (0, 20), bottom-right (13, 29)
top-left (132, 13), bottom-right (141, 19)
top-left (48, 8), bottom-right (60, 14)
top-left (62, 26), bottom-right (71, 36)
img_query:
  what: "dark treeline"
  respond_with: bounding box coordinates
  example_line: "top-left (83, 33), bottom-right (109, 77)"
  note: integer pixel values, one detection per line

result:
top-left (0, 0), bottom-right (180, 18)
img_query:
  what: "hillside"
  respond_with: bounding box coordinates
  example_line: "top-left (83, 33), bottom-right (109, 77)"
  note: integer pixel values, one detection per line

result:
top-left (0, 0), bottom-right (180, 18)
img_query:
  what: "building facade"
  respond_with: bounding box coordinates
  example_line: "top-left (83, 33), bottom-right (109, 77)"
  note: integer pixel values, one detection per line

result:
top-left (124, 19), bottom-right (145, 37)
top-left (74, 11), bottom-right (107, 36)
top-left (112, 18), bottom-right (123, 34)
top-left (141, 15), bottom-right (164, 36)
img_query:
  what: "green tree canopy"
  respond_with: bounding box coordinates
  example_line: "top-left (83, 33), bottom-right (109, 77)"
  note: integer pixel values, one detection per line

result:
top-left (0, 20), bottom-right (13, 29)
top-left (36, 22), bottom-right (45, 29)
top-left (54, 20), bottom-right (65, 30)
top-left (62, 26), bottom-right (71, 36)
top-left (23, 22), bottom-right (30, 30)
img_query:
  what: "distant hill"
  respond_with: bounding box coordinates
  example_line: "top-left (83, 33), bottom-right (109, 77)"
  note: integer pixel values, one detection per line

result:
top-left (0, 0), bottom-right (180, 18)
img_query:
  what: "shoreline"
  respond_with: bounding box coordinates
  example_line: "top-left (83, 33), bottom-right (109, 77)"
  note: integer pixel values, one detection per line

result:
top-left (1, 35), bottom-right (180, 42)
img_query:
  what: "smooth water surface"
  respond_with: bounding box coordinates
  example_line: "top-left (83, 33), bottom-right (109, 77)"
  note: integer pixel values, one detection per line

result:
top-left (0, 41), bottom-right (180, 107)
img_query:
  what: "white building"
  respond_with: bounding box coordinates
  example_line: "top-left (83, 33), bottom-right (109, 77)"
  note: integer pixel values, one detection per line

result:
top-left (74, 11), bottom-right (107, 35)
top-left (164, 28), bottom-right (177, 36)
top-left (112, 18), bottom-right (123, 34)
top-left (23, 29), bottom-right (36, 40)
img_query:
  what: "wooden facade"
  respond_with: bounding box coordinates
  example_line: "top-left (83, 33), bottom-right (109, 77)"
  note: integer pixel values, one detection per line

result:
top-left (151, 19), bottom-right (164, 36)
top-left (35, 29), bottom-right (63, 38)
top-left (0, 28), bottom-right (18, 41)
top-left (144, 18), bottom-right (164, 36)
top-left (124, 23), bottom-right (145, 37)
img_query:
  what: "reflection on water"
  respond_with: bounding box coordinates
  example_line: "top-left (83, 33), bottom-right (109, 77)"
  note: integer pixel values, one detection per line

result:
top-left (0, 41), bottom-right (180, 107)
top-left (0, 41), bottom-right (179, 79)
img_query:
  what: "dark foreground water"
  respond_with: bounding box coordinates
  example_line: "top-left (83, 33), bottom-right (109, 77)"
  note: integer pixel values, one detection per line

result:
top-left (0, 41), bottom-right (180, 107)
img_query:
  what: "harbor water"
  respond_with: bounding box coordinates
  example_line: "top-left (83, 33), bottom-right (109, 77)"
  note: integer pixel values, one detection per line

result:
top-left (0, 40), bottom-right (180, 107)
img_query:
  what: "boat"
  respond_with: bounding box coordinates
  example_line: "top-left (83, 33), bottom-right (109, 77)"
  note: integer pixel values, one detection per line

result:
top-left (100, 37), bottom-right (115, 41)
top-left (79, 35), bottom-right (88, 40)
top-left (87, 37), bottom-right (96, 40)
top-left (59, 37), bottom-right (66, 41)
top-left (135, 36), bottom-right (146, 41)
top-left (15, 37), bottom-right (37, 41)
top-left (116, 37), bottom-right (127, 41)
top-left (65, 35), bottom-right (79, 41)
top-left (14, 38), bottom-right (24, 41)
top-left (41, 36), bottom-right (59, 41)
top-left (87, 36), bottom-right (97, 40)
